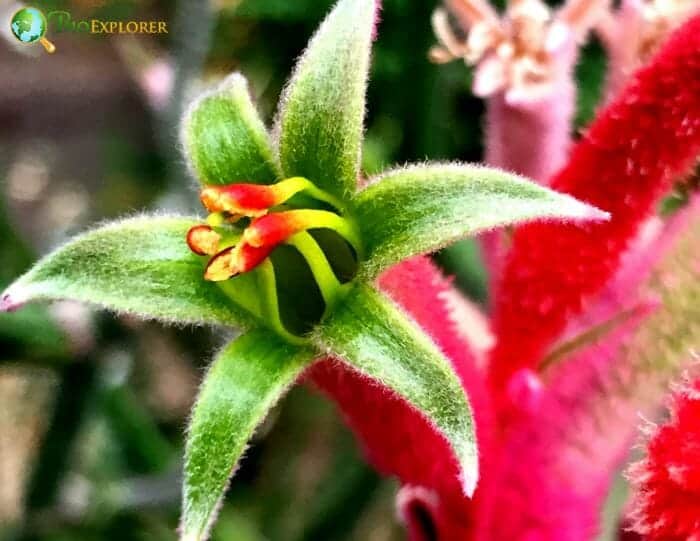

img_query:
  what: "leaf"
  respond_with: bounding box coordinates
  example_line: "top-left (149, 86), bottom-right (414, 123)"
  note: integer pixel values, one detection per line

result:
top-left (312, 283), bottom-right (479, 496)
top-left (275, 0), bottom-right (377, 199)
top-left (181, 329), bottom-right (313, 540)
top-left (182, 73), bottom-right (281, 185)
top-left (0, 216), bottom-right (248, 328)
top-left (353, 163), bottom-right (609, 279)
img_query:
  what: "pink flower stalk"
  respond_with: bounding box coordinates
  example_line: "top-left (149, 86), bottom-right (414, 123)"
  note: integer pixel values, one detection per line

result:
top-left (628, 374), bottom-right (700, 540)
top-left (477, 196), bottom-right (699, 539)
top-left (597, 0), bottom-right (698, 99)
top-left (312, 13), bottom-right (700, 541)
top-left (431, 0), bottom-right (607, 278)
top-left (489, 11), bottom-right (700, 389)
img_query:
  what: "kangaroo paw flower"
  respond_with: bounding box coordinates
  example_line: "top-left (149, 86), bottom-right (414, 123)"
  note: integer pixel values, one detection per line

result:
top-left (489, 14), bottom-right (700, 388)
top-left (432, 0), bottom-right (607, 103)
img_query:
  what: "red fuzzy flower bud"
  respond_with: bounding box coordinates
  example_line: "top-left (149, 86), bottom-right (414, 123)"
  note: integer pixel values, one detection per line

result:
top-left (629, 376), bottom-right (700, 540)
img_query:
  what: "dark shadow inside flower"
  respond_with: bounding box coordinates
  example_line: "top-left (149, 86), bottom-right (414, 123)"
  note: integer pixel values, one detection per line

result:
top-left (270, 245), bottom-right (325, 336)
top-left (308, 229), bottom-right (359, 284)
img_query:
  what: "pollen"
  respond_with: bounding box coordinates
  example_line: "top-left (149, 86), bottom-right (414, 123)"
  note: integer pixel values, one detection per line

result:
top-left (204, 247), bottom-right (236, 281)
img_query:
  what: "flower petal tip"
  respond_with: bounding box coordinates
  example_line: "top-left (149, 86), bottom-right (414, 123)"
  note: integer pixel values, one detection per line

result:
top-left (461, 467), bottom-right (478, 499)
top-left (565, 198), bottom-right (611, 223)
top-left (460, 453), bottom-right (479, 498)
top-left (590, 207), bottom-right (612, 222)
top-left (0, 289), bottom-right (26, 313)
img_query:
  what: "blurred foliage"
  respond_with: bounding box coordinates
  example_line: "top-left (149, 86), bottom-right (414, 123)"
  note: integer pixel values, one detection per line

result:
top-left (0, 0), bottom-right (607, 539)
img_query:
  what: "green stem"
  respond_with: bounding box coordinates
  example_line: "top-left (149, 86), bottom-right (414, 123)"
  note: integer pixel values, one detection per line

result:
top-left (285, 232), bottom-right (342, 310)
top-left (256, 260), bottom-right (308, 345)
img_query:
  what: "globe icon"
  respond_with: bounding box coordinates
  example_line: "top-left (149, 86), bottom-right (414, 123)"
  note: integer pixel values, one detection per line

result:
top-left (10, 7), bottom-right (55, 53)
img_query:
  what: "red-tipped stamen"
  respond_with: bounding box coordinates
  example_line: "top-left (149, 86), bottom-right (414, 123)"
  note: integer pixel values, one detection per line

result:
top-left (199, 177), bottom-right (332, 219)
top-left (233, 242), bottom-right (275, 275)
top-left (200, 184), bottom-right (277, 218)
top-left (243, 212), bottom-right (306, 248)
top-left (187, 225), bottom-right (222, 256)
top-left (243, 210), bottom-right (361, 255)
top-left (193, 179), bottom-right (357, 283)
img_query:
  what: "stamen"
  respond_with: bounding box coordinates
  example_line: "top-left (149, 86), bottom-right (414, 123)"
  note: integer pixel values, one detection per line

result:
top-left (232, 242), bottom-right (275, 275)
top-left (243, 209), bottom-right (362, 255)
top-left (286, 232), bottom-right (343, 308)
top-left (200, 184), bottom-right (275, 218)
top-left (188, 176), bottom-right (362, 338)
top-left (199, 177), bottom-right (345, 219)
top-left (203, 243), bottom-right (274, 282)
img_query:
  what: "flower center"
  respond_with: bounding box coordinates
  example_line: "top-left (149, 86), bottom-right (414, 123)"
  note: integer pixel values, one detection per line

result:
top-left (186, 177), bottom-right (362, 341)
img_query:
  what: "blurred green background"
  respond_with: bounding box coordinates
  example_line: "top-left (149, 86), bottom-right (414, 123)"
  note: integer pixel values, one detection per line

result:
top-left (0, 0), bottom-right (605, 539)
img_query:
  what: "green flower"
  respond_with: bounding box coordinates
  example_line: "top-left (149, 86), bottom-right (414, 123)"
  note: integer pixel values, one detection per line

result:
top-left (0, 1), bottom-right (606, 539)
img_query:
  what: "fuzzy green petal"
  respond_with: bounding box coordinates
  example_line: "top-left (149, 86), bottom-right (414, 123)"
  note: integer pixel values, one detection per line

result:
top-left (354, 164), bottom-right (609, 279)
top-left (0, 216), bottom-right (248, 328)
top-left (313, 284), bottom-right (479, 496)
top-left (275, 0), bottom-right (377, 198)
top-left (181, 330), bottom-right (313, 540)
top-left (182, 73), bottom-right (281, 185)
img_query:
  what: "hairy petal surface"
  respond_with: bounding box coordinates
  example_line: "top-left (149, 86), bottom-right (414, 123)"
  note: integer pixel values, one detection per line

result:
top-left (0, 216), bottom-right (248, 328)
top-left (182, 329), bottom-right (313, 541)
top-left (476, 304), bottom-right (654, 541)
top-left (489, 15), bottom-right (700, 388)
top-left (354, 164), bottom-right (608, 280)
top-left (182, 73), bottom-right (281, 185)
top-left (275, 0), bottom-right (377, 198)
top-left (312, 281), bottom-right (479, 497)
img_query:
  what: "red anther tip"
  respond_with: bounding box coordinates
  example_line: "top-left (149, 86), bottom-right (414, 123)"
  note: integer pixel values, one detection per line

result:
top-left (200, 184), bottom-right (277, 217)
top-left (202, 242), bottom-right (274, 282)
